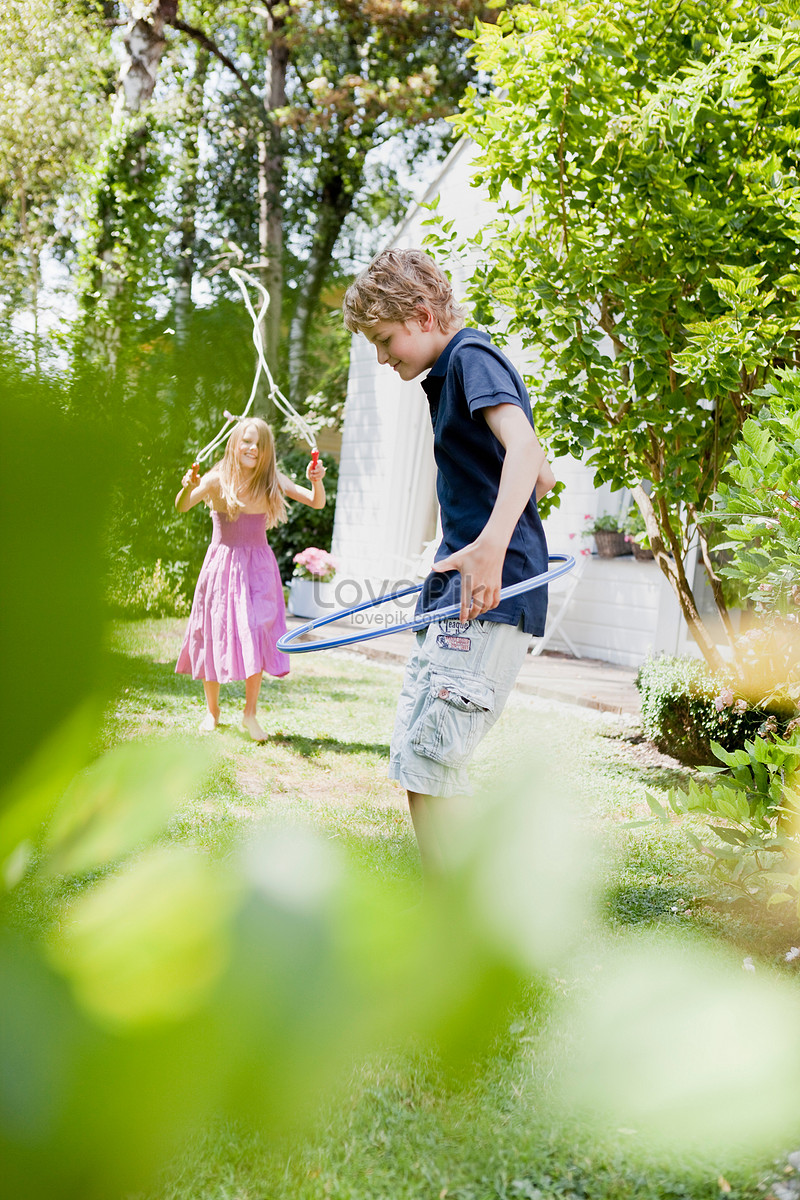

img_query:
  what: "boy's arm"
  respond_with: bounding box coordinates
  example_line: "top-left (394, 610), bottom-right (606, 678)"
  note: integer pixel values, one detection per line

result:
top-left (432, 403), bottom-right (548, 622)
top-left (536, 453), bottom-right (556, 501)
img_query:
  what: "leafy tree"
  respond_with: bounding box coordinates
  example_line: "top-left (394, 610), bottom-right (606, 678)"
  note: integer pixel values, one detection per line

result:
top-left (0, 0), bottom-right (110, 362)
top-left (709, 370), bottom-right (800, 621)
top-left (441, 0), bottom-right (800, 670)
top-left (269, 448), bottom-right (339, 582)
top-left (10, 1), bottom-right (505, 592)
top-left (701, 370), bottom-right (800, 715)
top-left (72, 0), bottom-right (500, 404)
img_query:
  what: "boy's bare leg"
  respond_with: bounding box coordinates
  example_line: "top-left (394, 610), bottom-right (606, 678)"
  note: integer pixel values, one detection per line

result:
top-left (241, 672), bottom-right (267, 741)
top-left (407, 790), bottom-right (464, 876)
top-left (200, 680), bottom-right (221, 732)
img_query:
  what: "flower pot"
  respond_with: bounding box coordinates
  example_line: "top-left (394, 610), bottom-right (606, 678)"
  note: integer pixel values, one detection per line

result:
top-left (288, 577), bottom-right (336, 620)
top-left (632, 541), bottom-right (654, 561)
top-left (594, 530), bottom-right (631, 558)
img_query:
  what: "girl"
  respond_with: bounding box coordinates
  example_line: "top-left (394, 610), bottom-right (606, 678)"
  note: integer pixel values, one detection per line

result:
top-left (175, 417), bottom-right (326, 741)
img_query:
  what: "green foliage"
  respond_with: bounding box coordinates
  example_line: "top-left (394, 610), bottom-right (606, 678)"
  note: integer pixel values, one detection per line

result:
top-left (635, 654), bottom-right (794, 766)
top-left (106, 555), bottom-right (190, 619)
top-left (583, 511), bottom-right (624, 535)
top-left (97, 300), bottom-right (283, 599)
top-left (79, 112), bottom-right (174, 328)
top-left (622, 505), bottom-right (648, 544)
top-left (269, 450), bottom-right (339, 583)
top-left (7, 0), bottom-right (495, 414)
top-left (0, 0), bottom-right (111, 314)
top-left (442, 0), bottom-right (800, 664)
top-left (8, 351), bottom-right (800, 1200)
top-left (708, 372), bottom-right (800, 618)
top-left (0, 352), bottom-right (110, 793)
top-left (646, 733), bottom-right (800, 921)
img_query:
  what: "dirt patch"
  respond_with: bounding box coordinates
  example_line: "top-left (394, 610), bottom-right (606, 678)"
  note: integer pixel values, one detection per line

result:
top-left (618, 733), bottom-right (688, 772)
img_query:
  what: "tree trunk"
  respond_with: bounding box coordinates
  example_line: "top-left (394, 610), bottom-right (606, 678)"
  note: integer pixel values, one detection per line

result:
top-left (288, 180), bottom-right (354, 403)
top-left (82, 1), bottom-right (178, 373)
top-left (114, 0), bottom-right (176, 117)
top-left (689, 502), bottom-right (737, 645)
top-left (258, 4), bottom-right (288, 369)
top-left (174, 45), bottom-right (208, 345)
top-left (632, 484), bottom-right (727, 672)
top-left (17, 170), bottom-right (42, 377)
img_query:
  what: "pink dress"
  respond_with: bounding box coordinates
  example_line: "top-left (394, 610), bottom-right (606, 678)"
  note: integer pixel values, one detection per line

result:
top-left (176, 511), bottom-right (289, 682)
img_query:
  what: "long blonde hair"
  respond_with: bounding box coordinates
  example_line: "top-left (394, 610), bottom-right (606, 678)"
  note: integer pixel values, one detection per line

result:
top-left (213, 418), bottom-right (287, 526)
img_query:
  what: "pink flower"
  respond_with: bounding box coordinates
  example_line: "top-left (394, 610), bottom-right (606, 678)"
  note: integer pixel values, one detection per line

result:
top-left (293, 546), bottom-right (338, 582)
top-left (714, 688), bottom-right (735, 711)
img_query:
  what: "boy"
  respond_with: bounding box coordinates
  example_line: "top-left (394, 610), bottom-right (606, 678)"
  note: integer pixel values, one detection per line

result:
top-left (342, 249), bottom-right (555, 872)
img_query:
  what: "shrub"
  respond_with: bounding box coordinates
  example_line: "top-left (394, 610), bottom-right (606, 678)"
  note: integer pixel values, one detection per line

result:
top-left (269, 449), bottom-right (339, 583)
top-left (646, 733), bottom-right (800, 924)
top-left (636, 654), bottom-right (793, 766)
top-left (622, 504), bottom-right (650, 548)
top-left (107, 556), bottom-right (190, 619)
top-left (705, 376), bottom-right (800, 619)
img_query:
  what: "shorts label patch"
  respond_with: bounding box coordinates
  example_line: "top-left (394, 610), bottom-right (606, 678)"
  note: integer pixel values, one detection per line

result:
top-left (436, 634), bottom-right (471, 652)
top-left (439, 618), bottom-right (470, 636)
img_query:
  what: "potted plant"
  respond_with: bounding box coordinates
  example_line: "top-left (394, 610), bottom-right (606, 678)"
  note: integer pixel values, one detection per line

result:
top-left (623, 506), bottom-right (655, 560)
top-left (288, 547), bottom-right (338, 619)
top-left (583, 513), bottom-right (631, 558)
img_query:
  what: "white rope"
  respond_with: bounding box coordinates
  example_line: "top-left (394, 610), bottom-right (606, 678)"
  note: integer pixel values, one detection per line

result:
top-left (195, 267), bottom-right (318, 463)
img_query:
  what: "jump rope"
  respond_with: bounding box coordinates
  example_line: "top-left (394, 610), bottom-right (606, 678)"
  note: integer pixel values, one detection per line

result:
top-left (195, 270), bottom-right (575, 654)
top-left (194, 267), bottom-right (320, 473)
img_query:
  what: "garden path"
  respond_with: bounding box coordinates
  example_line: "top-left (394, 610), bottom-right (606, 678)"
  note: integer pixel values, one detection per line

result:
top-left (283, 617), bottom-right (641, 717)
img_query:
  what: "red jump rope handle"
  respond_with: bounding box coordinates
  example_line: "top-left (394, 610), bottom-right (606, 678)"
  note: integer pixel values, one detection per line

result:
top-left (311, 450), bottom-right (320, 469)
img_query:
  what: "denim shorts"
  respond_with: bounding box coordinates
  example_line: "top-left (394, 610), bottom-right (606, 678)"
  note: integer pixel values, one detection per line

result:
top-left (388, 617), bottom-right (532, 798)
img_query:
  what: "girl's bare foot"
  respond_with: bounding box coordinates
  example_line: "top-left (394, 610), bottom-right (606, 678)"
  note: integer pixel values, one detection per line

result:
top-left (199, 712), bottom-right (219, 733)
top-left (241, 713), bottom-right (267, 742)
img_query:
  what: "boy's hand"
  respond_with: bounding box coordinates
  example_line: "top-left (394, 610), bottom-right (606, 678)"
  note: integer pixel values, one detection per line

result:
top-left (432, 537), bottom-right (504, 622)
top-left (182, 463), bottom-right (200, 490)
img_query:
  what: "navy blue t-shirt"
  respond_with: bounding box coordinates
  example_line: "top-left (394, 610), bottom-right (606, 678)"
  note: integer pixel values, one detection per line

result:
top-left (417, 328), bottom-right (549, 636)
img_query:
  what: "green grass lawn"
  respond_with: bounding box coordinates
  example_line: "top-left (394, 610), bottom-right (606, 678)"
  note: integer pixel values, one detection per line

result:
top-left (105, 620), bottom-right (795, 1200)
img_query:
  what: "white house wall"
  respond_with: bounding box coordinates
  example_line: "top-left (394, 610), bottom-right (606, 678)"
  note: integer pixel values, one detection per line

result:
top-left (332, 332), bottom-right (437, 584)
top-left (332, 138), bottom-right (693, 669)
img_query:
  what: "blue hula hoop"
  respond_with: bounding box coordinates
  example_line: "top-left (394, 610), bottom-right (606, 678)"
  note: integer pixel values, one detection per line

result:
top-left (277, 553), bottom-right (575, 654)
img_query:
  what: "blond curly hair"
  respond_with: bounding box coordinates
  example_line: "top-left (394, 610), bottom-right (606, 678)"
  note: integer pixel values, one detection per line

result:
top-left (342, 249), bottom-right (465, 335)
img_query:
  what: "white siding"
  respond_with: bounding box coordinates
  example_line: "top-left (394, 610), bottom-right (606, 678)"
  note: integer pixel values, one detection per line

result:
top-left (333, 334), bottom-right (437, 584)
top-left (554, 556), bottom-right (681, 668)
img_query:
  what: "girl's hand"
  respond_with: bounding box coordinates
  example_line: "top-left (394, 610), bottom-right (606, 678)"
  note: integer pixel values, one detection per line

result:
top-left (182, 463), bottom-right (200, 489)
top-left (307, 460), bottom-right (327, 482)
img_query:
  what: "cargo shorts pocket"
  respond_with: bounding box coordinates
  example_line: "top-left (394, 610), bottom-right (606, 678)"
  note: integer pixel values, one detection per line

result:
top-left (410, 671), bottom-right (496, 768)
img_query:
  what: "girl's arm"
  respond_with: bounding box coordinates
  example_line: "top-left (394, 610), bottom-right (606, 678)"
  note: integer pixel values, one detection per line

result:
top-left (175, 465), bottom-right (218, 512)
top-left (277, 459), bottom-right (327, 510)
